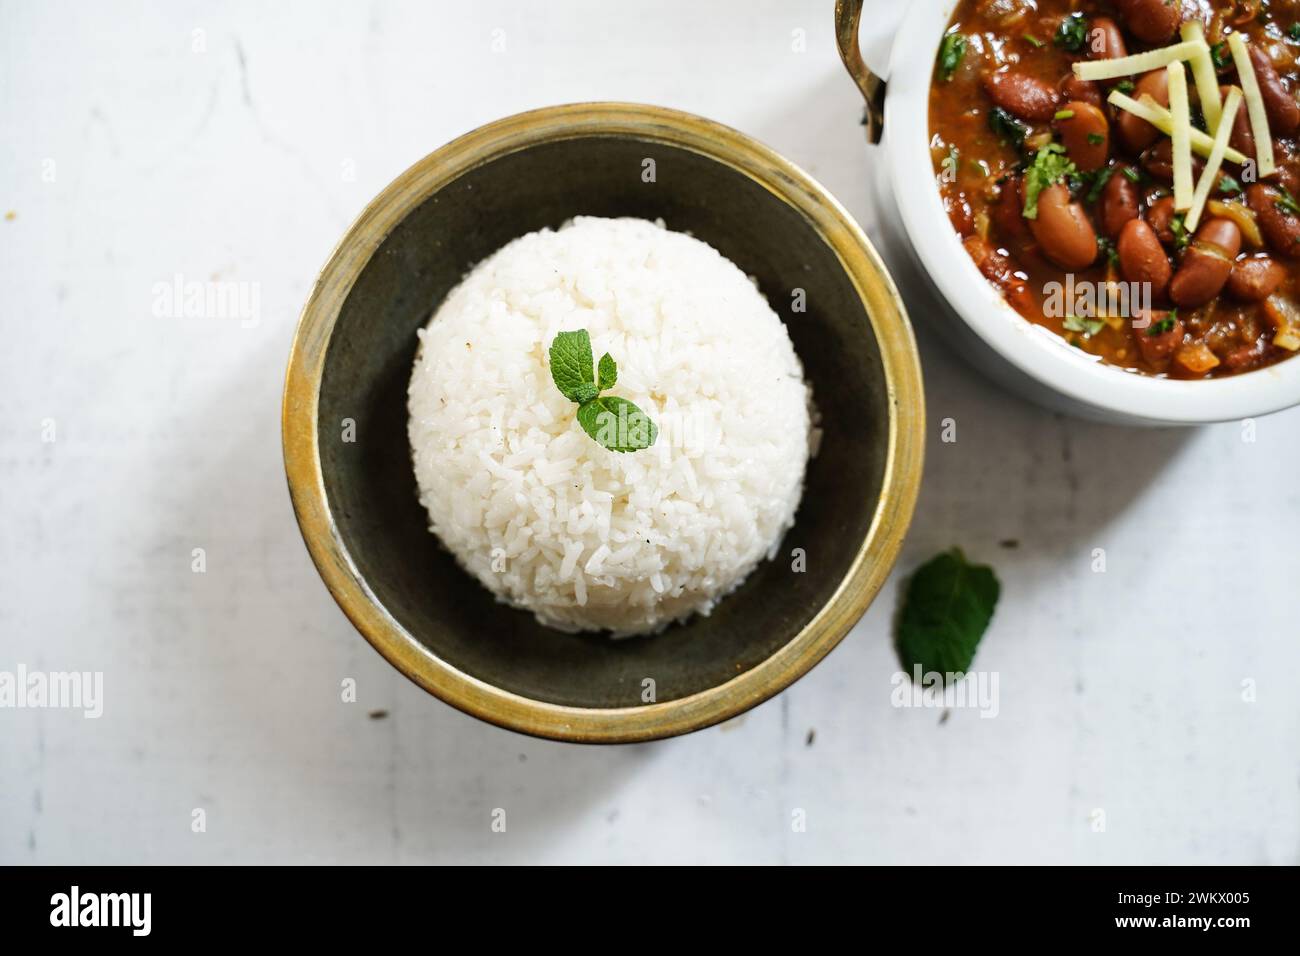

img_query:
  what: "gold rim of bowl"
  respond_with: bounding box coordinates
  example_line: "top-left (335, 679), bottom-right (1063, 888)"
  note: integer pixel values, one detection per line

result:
top-left (282, 102), bottom-right (926, 743)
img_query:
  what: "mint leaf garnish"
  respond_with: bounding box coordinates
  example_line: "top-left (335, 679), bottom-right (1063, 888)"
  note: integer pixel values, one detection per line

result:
top-left (597, 352), bottom-right (617, 391)
top-left (549, 330), bottom-right (656, 453)
top-left (548, 329), bottom-right (596, 401)
top-left (576, 395), bottom-right (657, 453)
top-left (895, 548), bottom-right (1000, 682)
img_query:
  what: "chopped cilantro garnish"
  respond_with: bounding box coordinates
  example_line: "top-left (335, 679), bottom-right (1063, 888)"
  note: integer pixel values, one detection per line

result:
top-left (1064, 314), bottom-right (1106, 336)
top-left (1085, 165), bottom-right (1117, 203)
top-left (938, 33), bottom-right (967, 82)
top-left (1022, 143), bottom-right (1079, 219)
top-left (1170, 212), bottom-right (1190, 250)
top-left (989, 106), bottom-right (1030, 148)
top-left (1275, 186), bottom-right (1300, 217)
top-left (1097, 236), bottom-right (1120, 268)
top-left (1054, 13), bottom-right (1088, 52)
top-left (1149, 316), bottom-right (1180, 338)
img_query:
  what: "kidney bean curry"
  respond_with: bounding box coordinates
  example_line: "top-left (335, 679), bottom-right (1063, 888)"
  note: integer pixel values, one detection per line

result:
top-left (931, 0), bottom-right (1300, 377)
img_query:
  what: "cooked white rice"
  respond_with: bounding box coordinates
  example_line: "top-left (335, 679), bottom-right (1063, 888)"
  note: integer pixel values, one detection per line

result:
top-left (407, 216), bottom-right (812, 636)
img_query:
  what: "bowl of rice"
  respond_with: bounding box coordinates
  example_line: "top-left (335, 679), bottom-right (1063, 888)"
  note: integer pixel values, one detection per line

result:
top-left (283, 103), bottom-right (924, 742)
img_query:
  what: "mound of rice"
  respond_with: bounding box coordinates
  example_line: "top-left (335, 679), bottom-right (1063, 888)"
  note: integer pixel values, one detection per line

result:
top-left (407, 216), bottom-right (812, 636)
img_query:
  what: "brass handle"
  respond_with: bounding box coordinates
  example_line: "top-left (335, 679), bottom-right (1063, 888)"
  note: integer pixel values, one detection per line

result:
top-left (834, 0), bottom-right (886, 144)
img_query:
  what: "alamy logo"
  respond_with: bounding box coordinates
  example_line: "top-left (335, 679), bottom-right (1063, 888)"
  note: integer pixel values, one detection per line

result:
top-left (890, 665), bottom-right (1000, 719)
top-left (0, 664), bottom-right (103, 718)
top-left (151, 273), bottom-right (260, 327)
top-left (50, 886), bottom-right (151, 936)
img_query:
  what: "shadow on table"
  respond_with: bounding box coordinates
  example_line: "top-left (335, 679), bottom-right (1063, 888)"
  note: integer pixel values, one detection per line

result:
top-left (751, 66), bottom-right (1195, 557)
top-left (164, 339), bottom-right (656, 864)
top-left (165, 66), bottom-right (1193, 859)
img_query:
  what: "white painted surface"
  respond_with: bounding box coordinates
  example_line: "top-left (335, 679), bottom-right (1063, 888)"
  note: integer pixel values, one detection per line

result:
top-left (1, 0), bottom-right (1295, 865)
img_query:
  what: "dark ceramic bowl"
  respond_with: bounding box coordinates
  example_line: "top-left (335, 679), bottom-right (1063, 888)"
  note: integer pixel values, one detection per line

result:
top-left (283, 103), bottom-right (924, 742)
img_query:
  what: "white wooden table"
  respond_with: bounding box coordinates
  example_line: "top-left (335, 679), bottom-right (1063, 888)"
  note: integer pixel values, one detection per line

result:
top-left (1, 0), bottom-right (1295, 864)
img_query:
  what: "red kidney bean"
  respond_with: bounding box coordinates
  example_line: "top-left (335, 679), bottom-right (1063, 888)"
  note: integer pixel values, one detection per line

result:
top-left (1247, 183), bottom-right (1300, 259)
top-left (1141, 138), bottom-right (1205, 184)
top-left (1099, 168), bottom-right (1140, 238)
top-left (1169, 218), bottom-right (1242, 307)
top-left (1226, 254), bottom-right (1285, 301)
top-left (994, 174), bottom-right (1029, 239)
top-left (1135, 308), bottom-right (1183, 366)
top-left (1248, 46), bottom-right (1300, 138)
top-left (1029, 183), bottom-right (1098, 270)
top-left (983, 70), bottom-right (1061, 122)
top-left (1118, 219), bottom-right (1173, 297)
top-left (1223, 84), bottom-right (1256, 162)
top-left (963, 236), bottom-right (1035, 313)
top-left (1275, 161), bottom-right (1300, 198)
top-left (1114, 0), bottom-right (1182, 45)
top-left (1147, 195), bottom-right (1177, 245)
top-left (1056, 101), bottom-right (1110, 171)
top-left (1117, 71), bottom-right (1169, 154)
top-left (1087, 17), bottom-right (1129, 62)
top-left (1060, 73), bottom-right (1104, 109)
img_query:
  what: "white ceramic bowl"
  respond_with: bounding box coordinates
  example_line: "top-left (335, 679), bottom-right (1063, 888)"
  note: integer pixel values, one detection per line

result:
top-left (843, 0), bottom-right (1300, 425)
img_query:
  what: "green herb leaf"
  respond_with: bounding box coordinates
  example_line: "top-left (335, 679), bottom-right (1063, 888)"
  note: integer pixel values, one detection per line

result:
top-left (989, 106), bottom-right (1030, 148)
top-left (1211, 42), bottom-right (1229, 69)
top-left (1170, 212), bottom-right (1190, 250)
top-left (1086, 132), bottom-right (1105, 145)
top-left (1121, 165), bottom-right (1142, 183)
top-left (1147, 314), bottom-right (1176, 336)
top-left (1097, 236), bottom-right (1120, 268)
top-left (1022, 143), bottom-right (1079, 219)
top-left (1218, 174), bottom-right (1242, 195)
top-left (938, 33), bottom-right (967, 82)
top-left (1115, 79), bottom-right (1136, 94)
top-left (1085, 164), bottom-right (1116, 203)
top-left (549, 330), bottom-right (656, 453)
top-left (548, 329), bottom-right (595, 401)
top-left (1290, 23), bottom-right (1300, 42)
top-left (576, 395), bottom-right (658, 453)
top-left (1054, 13), bottom-right (1088, 53)
top-left (1024, 34), bottom-right (1044, 48)
top-left (1054, 108), bottom-right (1076, 121)
top-left (597, 352), bottom-right (617, 390)
top-left (895, 549), bottom-right (1000, 681)
top-left (1274, 186), bottom-right (1300, 216)
top-left (1064, 313), bottom-right (1105, 336)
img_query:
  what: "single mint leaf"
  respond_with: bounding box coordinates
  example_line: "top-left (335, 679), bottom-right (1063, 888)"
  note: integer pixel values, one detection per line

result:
top-left (895, 548), bottom-right (999, 683)
top-left (549, 329), bottom-right (594, 401)
top-left (576, 396), bottom-right (657, 453)
top-left (597, 352), bottom-right (617, 391)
